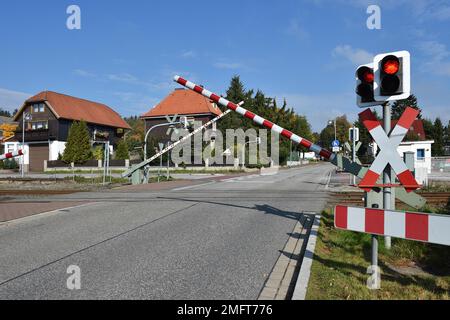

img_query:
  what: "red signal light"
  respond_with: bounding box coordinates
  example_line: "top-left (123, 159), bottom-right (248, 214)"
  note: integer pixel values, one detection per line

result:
top-left (363, 71), bottom-right (374, 83)
top-left (382, 59), bottom-right (399, 75)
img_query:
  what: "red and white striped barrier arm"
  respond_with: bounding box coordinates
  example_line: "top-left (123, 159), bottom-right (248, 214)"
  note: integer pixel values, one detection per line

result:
top-left (174, 76), bottom-right (335, 161)
top-left (335, 205), bottom-right (450, 246)
top-left (358, 107), bottom-right (420, 192)
top-left (0, 150), bottom-right (23, 161)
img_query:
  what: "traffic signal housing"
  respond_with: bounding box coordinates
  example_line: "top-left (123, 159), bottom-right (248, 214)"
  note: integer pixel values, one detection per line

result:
top-left (356, 63), bottom-right (379, 107)
top-left (374, 51), bottom-right (410, 102)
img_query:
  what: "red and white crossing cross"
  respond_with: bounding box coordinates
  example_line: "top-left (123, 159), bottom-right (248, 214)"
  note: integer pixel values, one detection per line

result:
top-left (334, 205), bottom-right (450, 246)
top-left (358, 107), bottom-right (420, 192)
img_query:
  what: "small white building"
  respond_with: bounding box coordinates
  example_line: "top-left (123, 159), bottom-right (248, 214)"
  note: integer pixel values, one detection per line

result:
top-left (369, 120), bottom-right (434, 185)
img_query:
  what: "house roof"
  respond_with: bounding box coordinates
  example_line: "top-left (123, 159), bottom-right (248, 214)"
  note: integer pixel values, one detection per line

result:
top-left (141, 89), bottom-right (222, 118)
top-left (14, 91), bottom-right (131, 129)
top-left (0, 116), bottom-right (16, 125)
top-left (392, 119), bottom-right (426, 141)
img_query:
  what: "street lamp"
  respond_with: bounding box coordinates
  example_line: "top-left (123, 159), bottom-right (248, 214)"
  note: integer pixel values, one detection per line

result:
top-left (22, 112), bottom-right (32, 177)
top-left (328, 119), bottom-right (337, 142)
top-left (143, 116), bottom-right (190, 161)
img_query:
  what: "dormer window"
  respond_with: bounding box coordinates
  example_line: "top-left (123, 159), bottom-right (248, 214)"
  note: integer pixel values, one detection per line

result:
top-left (32, 103), bottom-right (45, 113)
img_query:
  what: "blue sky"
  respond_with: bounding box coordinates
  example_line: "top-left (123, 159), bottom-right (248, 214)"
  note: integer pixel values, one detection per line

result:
top-left (1, 0), bottom-right (450, 131)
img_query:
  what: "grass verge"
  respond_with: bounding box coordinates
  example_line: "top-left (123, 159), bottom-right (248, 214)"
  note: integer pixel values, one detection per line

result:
top-left (306, 208), bottom-right (450, 300)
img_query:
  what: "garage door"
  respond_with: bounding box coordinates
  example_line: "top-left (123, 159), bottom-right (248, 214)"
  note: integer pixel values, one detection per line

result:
top-left (29, 144), bottom-right (49, 172)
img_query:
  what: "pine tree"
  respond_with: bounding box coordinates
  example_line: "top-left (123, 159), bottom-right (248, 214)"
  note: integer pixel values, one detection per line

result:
top-left (62, 120), bottom-right (92, 164)
top-left (391, 94), bottom-right (422, 120)
top-left (422, 118), bottom-right (434, 140)
top-left (432, 118), bottom-right (445, 156)
top-left (115, 139), bottom-right (129, 160)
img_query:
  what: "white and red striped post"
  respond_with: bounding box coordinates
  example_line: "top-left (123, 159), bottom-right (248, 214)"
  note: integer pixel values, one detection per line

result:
top-left (174, 76), bottom-right (335, 162)
top-left (0, 150), bottom-right (23, 161)
top-left (335, 205), bottom-right (450, 246)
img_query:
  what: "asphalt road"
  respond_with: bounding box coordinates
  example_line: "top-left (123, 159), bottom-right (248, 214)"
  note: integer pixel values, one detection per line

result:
top-left (0, 163), bottom-right (333, 300)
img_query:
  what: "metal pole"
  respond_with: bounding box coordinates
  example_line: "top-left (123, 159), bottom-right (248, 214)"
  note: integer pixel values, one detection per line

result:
top-left (352, 127), bottom-right (356, 186)
top-left (22, 116), bottom-right (25, 178)
top-left (158, 150), bottom-right (162, 183)
top-left (334, 120), bottom-right (337, 142)
top-left (167, 142), bottom-right (170, 181)
top-left (383, 103), bottom-right (392, 250)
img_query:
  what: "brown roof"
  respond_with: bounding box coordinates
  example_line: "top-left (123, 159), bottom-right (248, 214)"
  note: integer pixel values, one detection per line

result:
top-left (15, 91), bottom-right (131, 129)
top-left (392, 119), bottom-right (426, 141)
top-left (141, 89), bottom-right (222, 118)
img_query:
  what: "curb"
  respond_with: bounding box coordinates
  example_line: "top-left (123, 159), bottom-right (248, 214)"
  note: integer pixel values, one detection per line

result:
top-left (292, 214), bottom-right (321, 300)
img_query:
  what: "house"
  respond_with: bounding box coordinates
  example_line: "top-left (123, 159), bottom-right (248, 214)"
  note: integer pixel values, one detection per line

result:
top-left (6, 91), bottom-right (131, 172)
top-left (370, 119), bottom-right (434, 185)
top-left (141, 88), bottom-right (222, 144)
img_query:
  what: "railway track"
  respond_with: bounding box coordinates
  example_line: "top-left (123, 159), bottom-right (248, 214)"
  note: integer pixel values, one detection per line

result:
top-left (331, 191), bottom-right (450, 206)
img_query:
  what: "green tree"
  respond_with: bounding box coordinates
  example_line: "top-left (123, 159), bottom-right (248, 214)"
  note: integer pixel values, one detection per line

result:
top-left (432, 118), bottom-right (445, 156)
top-left (391, 94), bottom-right (422, 120)
top-left (62, 120), bottom-right (92, 164)
top-left (92, 146), bottom-right (104, 160)
top-left (115, 139), bottom-right (130, 160)
top-left (319, 115), bottom-right (351, 150)
top-left (422, 118), bottom-right (434, 140)
top-left (0, 108), bottom-right (12, 117)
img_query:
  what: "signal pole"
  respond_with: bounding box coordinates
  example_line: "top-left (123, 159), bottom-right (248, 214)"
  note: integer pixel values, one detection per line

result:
top-left (383, 102), bottom-right (392, 250)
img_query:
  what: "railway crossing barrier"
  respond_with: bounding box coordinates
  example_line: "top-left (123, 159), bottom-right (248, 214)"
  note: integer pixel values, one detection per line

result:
top-left (335, 205), bottom-right (450, 246)
top-left (173, 75), bottom-right (426, 209)
top-left (0, 150), bottom-right (23, 161)
top-left (122, 109), bottom-right (232, 184)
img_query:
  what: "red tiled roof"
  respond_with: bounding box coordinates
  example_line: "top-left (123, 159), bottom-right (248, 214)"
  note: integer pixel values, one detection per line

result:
top-left (392, 119), bottom-right (426, 140)
top-left (141, 89), bottom-right (222, 118)
top-left (15, 91), bottom-right (131, 129)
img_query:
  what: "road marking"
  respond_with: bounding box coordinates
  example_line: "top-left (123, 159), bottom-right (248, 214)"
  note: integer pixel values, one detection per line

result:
top-left (324, 171), bottom-right (332, 189)
top-left (171, 181), bottom-right (216, 191)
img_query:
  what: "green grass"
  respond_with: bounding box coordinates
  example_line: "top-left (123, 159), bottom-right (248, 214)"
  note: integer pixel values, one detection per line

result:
top-left (306, 209), bottom-right (450, 300)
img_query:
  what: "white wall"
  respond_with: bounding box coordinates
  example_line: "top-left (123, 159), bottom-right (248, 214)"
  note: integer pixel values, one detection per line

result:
top-left (397, 141), bottom-right (434, 174)
top-left (4, 142), bottom-right (29, 165)
top-left (49, 141), bottom-right (66, 161)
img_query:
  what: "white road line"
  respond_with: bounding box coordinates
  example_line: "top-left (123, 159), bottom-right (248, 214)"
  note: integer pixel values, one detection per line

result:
top-left (324, 171), bottom-right (332, 190)
top-left (171, 181), bottom-right (216, 191)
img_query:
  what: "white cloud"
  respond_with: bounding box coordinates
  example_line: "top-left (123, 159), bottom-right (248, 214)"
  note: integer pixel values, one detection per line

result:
top-left (213, 62), bottom-right (243, 70)
top-left (286, 19), bottom-right (309, 40)
top-left (332, 45), bottom-right (374, 66)
top-left (181, 50), bottom-right (196, 58)
top-left (417, 40), bottom-right (450, 77)
top-left (0, 88), bottom-right (31, 112)
top-left (74, 69), bottom-right (96, 78)
top-left (107, 73), bottom-right (139, 83)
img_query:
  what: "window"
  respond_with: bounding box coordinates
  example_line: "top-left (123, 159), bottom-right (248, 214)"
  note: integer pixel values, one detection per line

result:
top-left (31, 121), bottom-right (48, 130)
top-left (6, 144), bottom-right (15, 154)
top-left (417, 149), bottom-right (425, 160)
top-left (32, 103), bottom-right (45, 113)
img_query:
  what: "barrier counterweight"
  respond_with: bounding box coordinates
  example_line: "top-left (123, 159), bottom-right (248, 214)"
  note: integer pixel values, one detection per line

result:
top-left (174, 76), bottom-right (335, 161)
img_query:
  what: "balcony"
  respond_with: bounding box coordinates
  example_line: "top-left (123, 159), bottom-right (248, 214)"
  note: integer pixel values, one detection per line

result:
top-left (15, 120), bottom-right (58, 142)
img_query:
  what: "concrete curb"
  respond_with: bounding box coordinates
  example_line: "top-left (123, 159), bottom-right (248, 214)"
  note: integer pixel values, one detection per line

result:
top-left (292, 214), bottom-right (321, 300)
